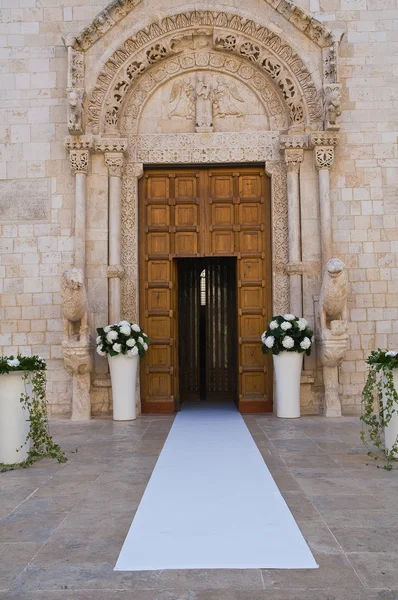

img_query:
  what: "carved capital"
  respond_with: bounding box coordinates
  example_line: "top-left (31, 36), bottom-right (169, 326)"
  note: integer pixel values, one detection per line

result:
top-left (69, 150), bottom-right (90, 174)
top-left (314, 146), bottom-right (334, 170)
top-left (280, 134), bottom-right (308, 149)
top-left (62, 342), bottom-right (92, 375)
top-left (131, 162), bottom-right (144, 179)
top-left (64, 134), bottom-right (93, 151)
top-left (105, 152), bottom-right (124, 177)
top-left (316, 329), bottom-right (348, 367)
top-left (107, 264), bottom-right (125, 279)
top-left (284, 148), bottom-right (304, 172)
top-left (95, 137), bottom-right (128, 153)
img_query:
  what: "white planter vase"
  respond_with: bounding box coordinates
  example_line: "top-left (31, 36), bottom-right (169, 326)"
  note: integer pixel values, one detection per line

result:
top-left (0, 371), bottom-right (30, 464)
top-left (383, 369), bottom-right (398, 457)
top-left (108, 354), bottom-right (139, 421)
top-left (273, 351), bottom-right (304, 419)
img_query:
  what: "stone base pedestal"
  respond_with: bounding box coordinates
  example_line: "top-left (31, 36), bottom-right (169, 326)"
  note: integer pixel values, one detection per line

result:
top-left (62, 342), bottom-right (92, 421)
top-left (317, 323), bottom-right (348, 418)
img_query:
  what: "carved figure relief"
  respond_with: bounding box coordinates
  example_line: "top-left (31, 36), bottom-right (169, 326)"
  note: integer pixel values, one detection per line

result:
top-left (67, 88), bottom-right (84, 134)
top-left (195, 73), bottom-right (213, 131)
top-left (61, 267), bottom-right (89, 346)
top-left (319, 258), bottom-right (348, 331)
top-left (168, 77), bottom-right (195, 119)
top-left (323, 84), bottom-right (341, 129)
top-left (213, 77), bottom-right (244, 118)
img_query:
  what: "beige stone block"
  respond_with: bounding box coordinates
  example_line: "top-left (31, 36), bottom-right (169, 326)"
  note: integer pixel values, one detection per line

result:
top-left (15, 294), bottom-right (32, 306)
top-left (1, 320), bottom-right (18, 333)
top-left (32, 292), bottom-right (52, 305)
top-left (23, 277), bottom-right (43, 293)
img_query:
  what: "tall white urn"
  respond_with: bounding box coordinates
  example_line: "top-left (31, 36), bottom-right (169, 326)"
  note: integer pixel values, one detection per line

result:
top-left (383, 369), bottom-right (398, 457)
top-left (108, 354), bottom-right (139, 421)
top-left (0, 372), bottom-right (30, 464)
top-left (273, 352), bottom-right (304, 418)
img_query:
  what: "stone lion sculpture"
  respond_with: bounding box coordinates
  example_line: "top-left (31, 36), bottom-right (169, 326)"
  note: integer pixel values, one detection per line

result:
top-left (61, 267), bottom-right (89, 345)
top-left (319, 258), bottom-right (348, 332)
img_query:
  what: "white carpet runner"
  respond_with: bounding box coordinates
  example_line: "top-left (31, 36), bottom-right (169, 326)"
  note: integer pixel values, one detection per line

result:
top-left (115, 403), bottom-right (318, 570)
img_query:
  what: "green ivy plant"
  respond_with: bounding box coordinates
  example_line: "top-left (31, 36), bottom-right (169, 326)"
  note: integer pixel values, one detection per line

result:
top-left (360, 349), bottom-right (398, 471)
top-left (0, 355), bottom-right (67, 472)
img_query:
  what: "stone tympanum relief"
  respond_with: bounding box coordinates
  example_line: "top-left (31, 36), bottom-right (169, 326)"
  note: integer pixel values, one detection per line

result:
top-left (138, 71), bottom-right (268, 135)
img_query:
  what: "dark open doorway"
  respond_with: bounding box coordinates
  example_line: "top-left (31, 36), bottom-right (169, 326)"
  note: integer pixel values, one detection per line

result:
top-left (177, 257), bottom-right (238, 405)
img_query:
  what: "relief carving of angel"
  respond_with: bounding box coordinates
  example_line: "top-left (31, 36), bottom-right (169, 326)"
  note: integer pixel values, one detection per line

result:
top-left (168, 77), bottom-right (195, 119)
top-left (213, 77), bottom-right (245, 118)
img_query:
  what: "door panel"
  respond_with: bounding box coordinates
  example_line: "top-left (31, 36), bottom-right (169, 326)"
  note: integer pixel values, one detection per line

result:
top-left (139, 166), bottom-right (272, 413)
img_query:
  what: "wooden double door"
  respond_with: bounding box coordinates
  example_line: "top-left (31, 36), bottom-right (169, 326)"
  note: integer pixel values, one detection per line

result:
top-left (139, 166), bottom-right (273, 413)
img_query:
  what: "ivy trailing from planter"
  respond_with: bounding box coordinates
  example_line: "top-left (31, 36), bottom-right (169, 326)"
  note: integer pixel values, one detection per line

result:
top-left (0, 355), bottom-right (67, 472)
top-left (360, 349), bottom-right (398, 471)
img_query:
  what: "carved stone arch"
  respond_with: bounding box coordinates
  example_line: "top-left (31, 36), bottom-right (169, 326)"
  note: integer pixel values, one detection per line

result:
top-left (85, 11), bottom-right (326, 135)
top-left (118, 52), bottom-right (290, 137)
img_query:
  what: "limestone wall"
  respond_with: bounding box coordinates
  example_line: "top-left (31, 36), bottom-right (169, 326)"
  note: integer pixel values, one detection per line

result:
top-left (0, 0), bottom-right (397, 415)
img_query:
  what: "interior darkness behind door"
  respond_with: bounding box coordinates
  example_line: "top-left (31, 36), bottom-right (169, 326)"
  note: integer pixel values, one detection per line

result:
top-left (178, 258), bottom-right (237, 403)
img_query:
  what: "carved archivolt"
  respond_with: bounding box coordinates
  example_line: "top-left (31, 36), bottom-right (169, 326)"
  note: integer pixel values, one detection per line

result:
top-left (86, 11), bottom-right (324, 135)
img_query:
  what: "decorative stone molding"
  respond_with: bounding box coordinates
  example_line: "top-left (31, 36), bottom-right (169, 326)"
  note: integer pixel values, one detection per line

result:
top-left (107, 264), bottom-right (125, 278)
top-left (62, 343), bottom-right (92, 376)
top-left (95, 137), bottom-right (128, 153)
top-left (86, 11), bottom-right (324, 134)
top-left (280, 134), bottom-right (308, 149)
top-left (69, 150), bottom-right (90, 174)
top-left (283, 148), bottom-right (304, 172)
top-left (310, 131), bottom-right (339, 147)
top-left (286, 261), bottom-right (305, 275)
top-left (105, 152), bottom-right (124, 177)
top-left (128, 132), bottom-right (280, 164)
top-left (64, 135), bottom-right (94, 151)
top-left (71, 3), bottom-right (333, 52)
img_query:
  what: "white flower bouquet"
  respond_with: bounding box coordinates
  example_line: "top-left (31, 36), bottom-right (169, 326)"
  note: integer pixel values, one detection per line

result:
top-left (261, 314), bottom-right (314, 356)
top-left (96, 321), bottom-right (150, 358)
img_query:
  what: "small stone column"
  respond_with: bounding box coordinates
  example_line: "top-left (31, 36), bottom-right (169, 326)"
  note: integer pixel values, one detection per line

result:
top-left (284, 148), bottom-right (304, 317)
top-left (95, 138), bottom-right (128, 325)
top-left (105, 153), bottom-right (124, 324)
top-left (311, 132), bottom-right (339, 269)
top-left (63, 135), bottom-right (94, 421)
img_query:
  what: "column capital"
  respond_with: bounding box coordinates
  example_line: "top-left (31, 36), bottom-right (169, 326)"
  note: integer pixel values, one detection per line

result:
top-left (284, 148), bottom-right (304, 172)
top-left (314, 145), bottom-right (335, 170)
top-left (95, 137), bottom-right (128, 154)
top-left (70, 149), bottom-right (90, 174)
top-left (125, 162), bottom-right (144, 179)
top-left (105, 152), bottom-right (124, 177)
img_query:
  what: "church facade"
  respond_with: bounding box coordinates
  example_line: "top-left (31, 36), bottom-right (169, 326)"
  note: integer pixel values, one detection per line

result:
top-left (0, 0), bottom-right (397, 417)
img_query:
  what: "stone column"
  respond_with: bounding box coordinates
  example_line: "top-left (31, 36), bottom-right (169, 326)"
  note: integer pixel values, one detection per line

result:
top-left (310, 132), bottom-right (339, 269)
top-left (95, 138), bottom-right (128, 325)
top-left (105, 153), bottom-right (124, 324)
top-left (284, 148), bottom-right (304, 317)
top-left (63, 136), bottom-right (94, 421)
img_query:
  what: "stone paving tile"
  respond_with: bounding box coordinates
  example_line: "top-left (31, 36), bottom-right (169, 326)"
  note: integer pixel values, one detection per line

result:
top-left (0, 543), bottom-right (41, 591)
top-left (1, 414), bottom-right (398, 598)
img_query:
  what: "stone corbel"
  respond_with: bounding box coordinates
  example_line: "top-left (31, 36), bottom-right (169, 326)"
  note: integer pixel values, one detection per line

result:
top-left (107, 264), bottom-right (125, 279)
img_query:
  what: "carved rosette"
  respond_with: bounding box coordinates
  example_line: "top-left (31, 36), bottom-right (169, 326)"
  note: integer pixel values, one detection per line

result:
top-left (314, 146), bottom-right (334, 170)
top-left (107, 264), bottom-right (125, 279)
top-left (105, 153), bottom-right (124, 177)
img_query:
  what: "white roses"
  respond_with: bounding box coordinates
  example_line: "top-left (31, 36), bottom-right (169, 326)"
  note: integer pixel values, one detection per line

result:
top-left (264, 336), bottom-right (275, 348)
top-left (297, 318), bottom-right (308, 331)
top-left (283, 314), bottom-right (295, 321)
top-left (300, 337), bottom-right (311, 350)
top-left (119, 324), bottom-right (131, 336)
top-left (106, 330), bottom-right (118, 342)
top-left (269, 320), bottom-right (279, 330)
top-left (280, 321), bottom-right (292, 331)
top-left (282, 336), bottom-right (294, 349)
top-left (96, 322), bottom-right (150, 358)
top-left (7, 358), bottom-right (20, 367)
